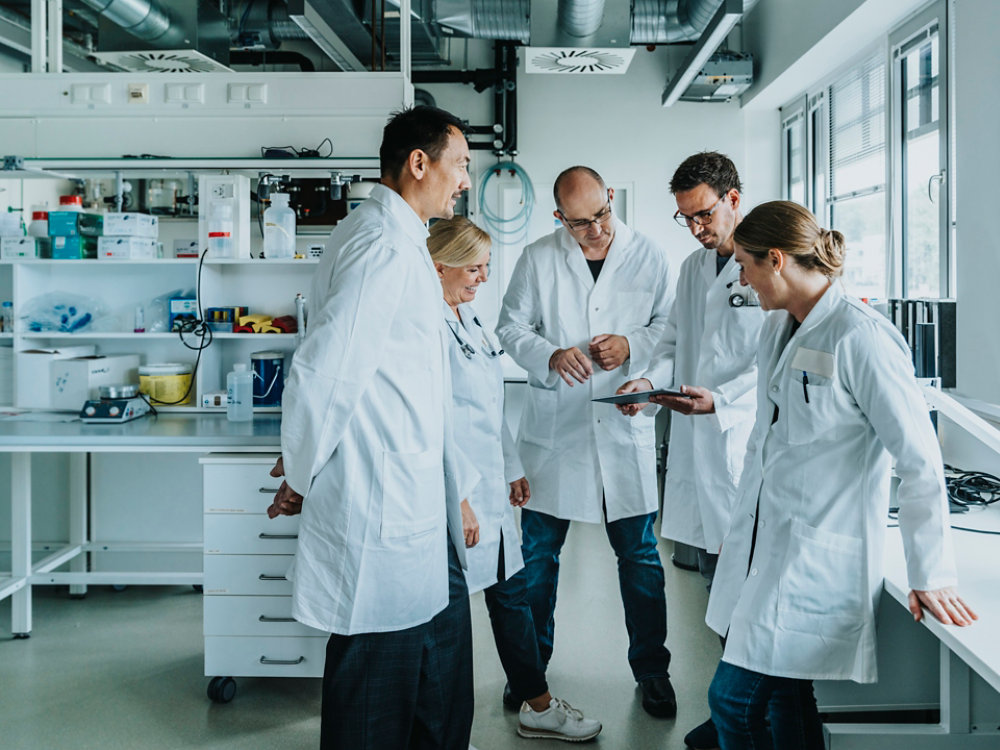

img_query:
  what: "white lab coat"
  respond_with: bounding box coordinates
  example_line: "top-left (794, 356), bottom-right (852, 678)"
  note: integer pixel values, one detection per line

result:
top-left (444, 300), bottom-right (525, 594)
top-left (281, 185), bottom-right (475, 635)
top-left (705, 281), bottom-right (957, 682)
top-left (497, 219), bottom-right (673, 523)
top-left (642, 250), bottom-right (764, 552)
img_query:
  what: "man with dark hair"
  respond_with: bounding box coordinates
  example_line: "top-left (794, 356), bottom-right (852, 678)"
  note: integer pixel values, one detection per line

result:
top-left (267, 105), bottom-right (476, 749)
top-left (618, 151), bottom-right (765, 750)
top-left (498, 165), bottom-right (677, 719)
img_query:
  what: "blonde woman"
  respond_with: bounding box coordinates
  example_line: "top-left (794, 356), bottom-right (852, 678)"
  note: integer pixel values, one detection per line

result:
top-left (429, 217), bottom-right (601, 742)
top-left (705, 201), bottom-right (976, 749)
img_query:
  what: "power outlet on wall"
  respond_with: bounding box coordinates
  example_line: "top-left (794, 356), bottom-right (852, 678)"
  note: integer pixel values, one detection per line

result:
top-left (127, 83), bottom-right (149, 104)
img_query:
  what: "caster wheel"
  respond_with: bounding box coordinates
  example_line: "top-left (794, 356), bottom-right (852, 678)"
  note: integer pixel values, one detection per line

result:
top-left (69, 593), bottom-right (87, 600)
top-left (13, 632), bottom-right (30, 640)
top-left (207, 676), bottom-right (236, 704)
top-left (192, 584), bottom-right (204, 593)
top-left (112, 584), bottom-right (127, 592)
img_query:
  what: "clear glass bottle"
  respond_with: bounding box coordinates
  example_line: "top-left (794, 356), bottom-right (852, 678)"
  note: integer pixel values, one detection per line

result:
top-left (263, 193), bottom-right (296, 259)
top-left (226, 363), bottom-right (253, 422)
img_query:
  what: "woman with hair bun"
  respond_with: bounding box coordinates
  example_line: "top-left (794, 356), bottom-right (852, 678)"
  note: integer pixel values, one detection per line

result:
top-left (703, 201), bottom-right (976, 749)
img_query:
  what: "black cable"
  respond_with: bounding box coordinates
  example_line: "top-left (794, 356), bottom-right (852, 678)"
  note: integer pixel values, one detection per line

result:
top-left (943, 464), bottom-right (1000, 509)
top-left (143, 248), bottom-right (213, 407)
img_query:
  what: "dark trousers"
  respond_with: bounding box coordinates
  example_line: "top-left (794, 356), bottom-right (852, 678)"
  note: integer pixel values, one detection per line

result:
top-left (482, 536), bottom-right (549, 702)
top-left (320, 541), bottom-right (474, 750)
top-left (520, 507), bottom-right (670, 682)
top-left (708, 660), bottom-right (825, 750)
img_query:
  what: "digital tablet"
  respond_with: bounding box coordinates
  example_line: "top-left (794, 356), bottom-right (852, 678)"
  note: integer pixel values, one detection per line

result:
top-left (592, 388), bottom-right (692, 405)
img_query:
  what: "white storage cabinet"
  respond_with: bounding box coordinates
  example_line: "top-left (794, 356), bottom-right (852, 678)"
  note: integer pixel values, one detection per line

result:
top-left (201, 453), bottom-right (326, 703)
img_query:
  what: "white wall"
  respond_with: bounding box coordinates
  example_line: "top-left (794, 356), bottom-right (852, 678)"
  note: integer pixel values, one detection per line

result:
top-left (420, 45), bottom-right (779, 335)
top-left (952, 0), bottom-right (1000, 404)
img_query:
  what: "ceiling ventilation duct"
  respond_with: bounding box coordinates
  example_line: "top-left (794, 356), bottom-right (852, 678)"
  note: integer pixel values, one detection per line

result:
top-left (525, 0), bottom-right (635, 74)
top-left (434, 0), bottom-right (530, 43)
top-left (86, 0), bottom-right (232, 72)
top-left (631, 0), bottom-right (759, 44)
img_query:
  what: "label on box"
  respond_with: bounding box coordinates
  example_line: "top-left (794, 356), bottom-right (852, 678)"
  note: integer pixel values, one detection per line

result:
top-left (1, 237), bottom-right (37, 258)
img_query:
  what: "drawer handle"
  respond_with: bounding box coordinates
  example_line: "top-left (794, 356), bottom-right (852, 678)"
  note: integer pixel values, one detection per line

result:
top-left (258, 533), bottom-right (298, 540)
top-left (258, 574), bottom-right (288, 581)
top-left (259, 655), bottom-right (305, 666)
top-left (259, 487), bottom-right (281, 494)
top-left (258, 615), bottom-right (296, 623)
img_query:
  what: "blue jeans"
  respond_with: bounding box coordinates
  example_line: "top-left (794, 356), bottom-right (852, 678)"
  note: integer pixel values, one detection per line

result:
top-left (708, 660), bottom-right (825, 750)
top-left (520, 507), bottom-right (670, 682)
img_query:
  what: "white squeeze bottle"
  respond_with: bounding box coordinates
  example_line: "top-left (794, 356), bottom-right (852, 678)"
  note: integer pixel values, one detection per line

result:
top-left (226, 363), bottom-right (253, 422)
top-left (263, 193), bottom-right (296, 258)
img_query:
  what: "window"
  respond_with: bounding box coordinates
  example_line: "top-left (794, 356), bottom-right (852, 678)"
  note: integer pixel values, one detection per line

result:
top-left (891, 1), bottom-right (949, 298)
top-left (781, 100), bottom-right (807, 206)
top-left (828, 51), bottom-right (888, 301)
top-left (780, 1), bottom-right (952, 302)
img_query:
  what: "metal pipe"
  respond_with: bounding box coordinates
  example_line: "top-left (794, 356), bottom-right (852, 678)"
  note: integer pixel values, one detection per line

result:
top-left (47, 0), bottom-right (62, 72)
top-left (558, 0), bottom-right (606, 39)
top-left (30, 0), bottom-right (44, 72)
top-left (77, 0), bottom-right (173, 43)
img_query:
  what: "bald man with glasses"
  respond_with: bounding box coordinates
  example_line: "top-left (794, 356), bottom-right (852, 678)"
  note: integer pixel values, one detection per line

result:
top-left (497, 165), bottom-right (677, 719)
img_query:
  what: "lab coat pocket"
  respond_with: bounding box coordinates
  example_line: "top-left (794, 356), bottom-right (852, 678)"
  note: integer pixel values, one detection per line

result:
top-left (521, 387), bottom-right (558, 448)
top-left (616, 291), bottom-right (654, 326)
top-left (786, 378), bottom-right (837, 444)
top-left (379, 449), bottom-right (443, 539)
top-left (777, 519), bottom-right (865, 638)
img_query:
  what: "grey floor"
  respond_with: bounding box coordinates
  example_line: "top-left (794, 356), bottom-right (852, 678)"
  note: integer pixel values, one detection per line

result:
top-left (0, 522), bottom-right (721, 750)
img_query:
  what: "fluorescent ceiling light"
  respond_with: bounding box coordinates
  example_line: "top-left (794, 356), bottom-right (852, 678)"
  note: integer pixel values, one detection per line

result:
top-left (662, 0), bottom-right (743, 107)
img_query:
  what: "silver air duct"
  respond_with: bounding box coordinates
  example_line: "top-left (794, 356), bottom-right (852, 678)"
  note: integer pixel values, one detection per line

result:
top-left (78, 0), bottom-right (179, 45)
top-left (632, 0), bottom-right (759, 44)
top-left (435, 0), bottom-right (530, 42)
top-left (558, 0), bottom-right (605, 39)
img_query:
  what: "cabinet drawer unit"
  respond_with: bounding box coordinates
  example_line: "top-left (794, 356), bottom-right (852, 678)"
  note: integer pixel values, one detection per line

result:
top-left (204, 596), bottom-right (325, 637)
top-left (204, 513), bottom-right (300, 555)
top-left (204, 459), bottom-right (282, 514)
top-left (203, 554), bottom-right (293, 595)
top-left (204, 635), bottom-right (327, 678)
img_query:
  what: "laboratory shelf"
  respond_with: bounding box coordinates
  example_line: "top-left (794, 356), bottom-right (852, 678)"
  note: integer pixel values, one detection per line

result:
top-left (0, 332), bottom-right (12, 339)
top-left (209, 333), bottom-right (299, 339)
top-left (0, 258), bottom-right (198, 265)
top-left (202, 258), bottom-right (320, 265)
top-left (14, 332), bottom-right (184, 339)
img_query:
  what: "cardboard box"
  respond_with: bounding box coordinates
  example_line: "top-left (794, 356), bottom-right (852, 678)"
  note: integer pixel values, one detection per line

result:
top-left (102, 213), bottom-right (158, 238)
top-left (98, 236), bottom-right (158, 259)
top-left (51, 235), bottom-right (98, 259)
top-left (173, 239), bottom-right (199, 258)
top-left (50, 354), bottom-right (141, 410)
top-left (16, 345), bottom-right (96, 408)
top-left (47, 211), bottom-right (103, 237)
top-left (1, 237), bottom-right (37, 259)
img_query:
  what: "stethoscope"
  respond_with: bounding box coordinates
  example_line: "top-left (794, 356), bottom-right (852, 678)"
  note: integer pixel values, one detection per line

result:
top-left (446, 315), bottom-right (504, 359)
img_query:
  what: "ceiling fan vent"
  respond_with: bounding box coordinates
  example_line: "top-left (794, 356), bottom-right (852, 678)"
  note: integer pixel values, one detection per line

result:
top-left (91, 49), bottom-right (232, 74)
top-left (525, 47), bottom-right (636, 75)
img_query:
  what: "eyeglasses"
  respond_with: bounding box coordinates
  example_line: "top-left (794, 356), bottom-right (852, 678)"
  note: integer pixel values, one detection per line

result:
top-left (673, 194), bottom-right (728, 228)
top-left (559, 191), bottom-right (613, 231)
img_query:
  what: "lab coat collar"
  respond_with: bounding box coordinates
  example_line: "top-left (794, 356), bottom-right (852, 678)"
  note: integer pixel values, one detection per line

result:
top-left (769, 279), bottom-right (844, 382)
top-left (557, 215), bottom-right (633, 291)
top-left (797, 278), bottom-right (844, 334)
top-left (368, 184), bottom-right (430, 248)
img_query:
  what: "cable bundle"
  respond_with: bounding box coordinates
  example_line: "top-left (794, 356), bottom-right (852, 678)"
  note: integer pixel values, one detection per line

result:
top-left (478, 161), bottom-right (535, 245)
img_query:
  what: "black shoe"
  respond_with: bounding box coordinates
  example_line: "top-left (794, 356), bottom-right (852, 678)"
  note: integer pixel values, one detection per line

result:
top-left (502, 681), bottom-right (521, 711)
top-left (684, 717), bottom-right (720, 749)
top-left (638, 675), bottom-right (677, 718)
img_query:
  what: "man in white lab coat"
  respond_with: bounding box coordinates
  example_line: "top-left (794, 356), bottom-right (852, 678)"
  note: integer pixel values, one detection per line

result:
top-left (266, 106), bottom-right (477, 750)
top-left (497, 166), bottom-right (677, 717)
top-left (617, 152), bottom-right (764, 750)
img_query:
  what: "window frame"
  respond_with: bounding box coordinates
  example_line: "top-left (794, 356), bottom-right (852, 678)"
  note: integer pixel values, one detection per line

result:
top-left (889, 0), bottom-right (950, 299)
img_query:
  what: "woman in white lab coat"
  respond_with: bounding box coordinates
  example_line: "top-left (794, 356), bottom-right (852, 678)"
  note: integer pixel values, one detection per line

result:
top-left (705, 201), bottom-right (976, 749)
top-left (428, 218), bottom-right (601, 742)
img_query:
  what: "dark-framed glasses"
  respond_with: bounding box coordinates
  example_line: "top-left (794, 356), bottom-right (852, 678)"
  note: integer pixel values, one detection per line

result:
top-left (559, 190), bottom-right (613, 231)
top-left (673, 194), bottom-right (727, 228)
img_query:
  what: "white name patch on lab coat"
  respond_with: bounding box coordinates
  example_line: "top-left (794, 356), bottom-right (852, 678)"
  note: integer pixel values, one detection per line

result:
top-left (791, 346), bottom-right (835, 378)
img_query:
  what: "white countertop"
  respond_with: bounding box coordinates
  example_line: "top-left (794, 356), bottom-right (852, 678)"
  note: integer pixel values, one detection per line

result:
top-left (882, 505), bottom-right (1000, 693)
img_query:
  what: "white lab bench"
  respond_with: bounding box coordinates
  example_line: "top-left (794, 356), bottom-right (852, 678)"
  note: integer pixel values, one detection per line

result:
top-left (0, 413), bottom-right (282, 637)
top-left (821, 507), bottom-right (1000, 747)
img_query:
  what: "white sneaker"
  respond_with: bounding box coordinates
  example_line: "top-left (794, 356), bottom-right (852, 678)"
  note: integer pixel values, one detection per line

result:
top-left (517, 697), bottom-right (603, 742)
